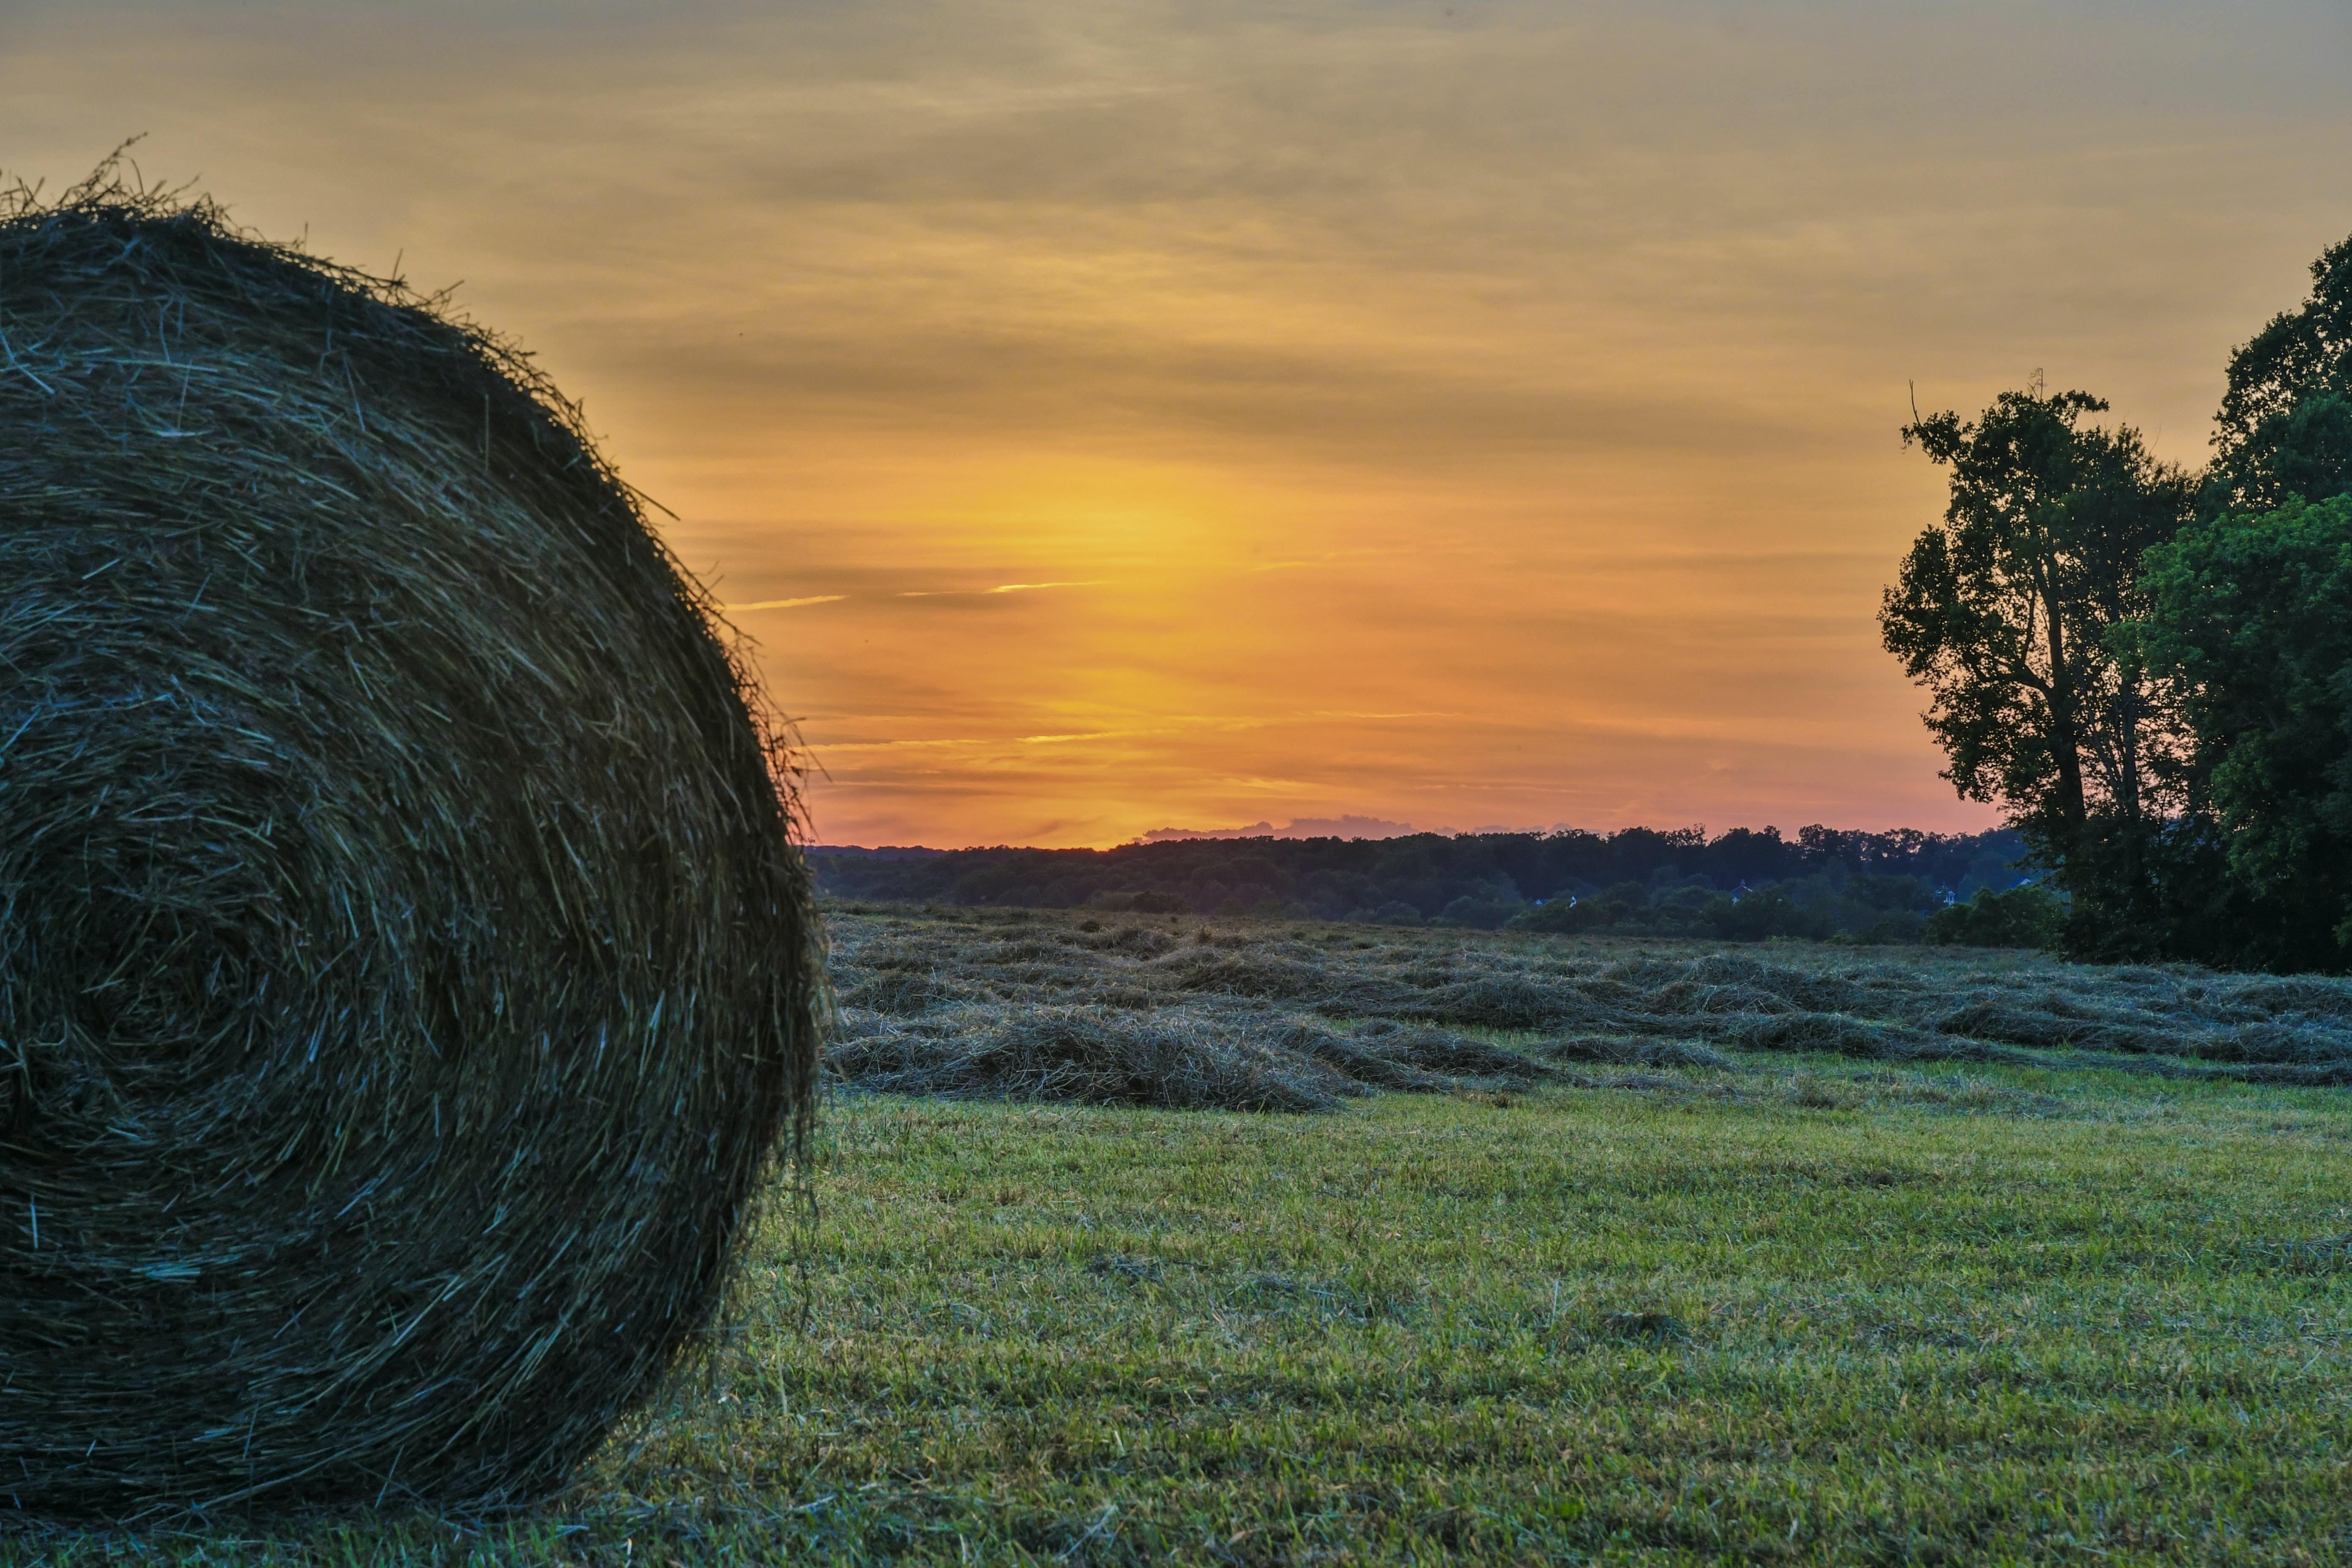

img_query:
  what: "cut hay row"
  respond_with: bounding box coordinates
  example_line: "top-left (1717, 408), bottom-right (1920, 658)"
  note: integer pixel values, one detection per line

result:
top-left (0, 171), bottom-right (822, 1514)
top-left (824, 910), bottom-right (2352, 1108)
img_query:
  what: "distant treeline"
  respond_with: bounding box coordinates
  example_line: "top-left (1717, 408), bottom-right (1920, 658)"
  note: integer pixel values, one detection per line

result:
top-left (809, 825), bottom-right (2035, 942)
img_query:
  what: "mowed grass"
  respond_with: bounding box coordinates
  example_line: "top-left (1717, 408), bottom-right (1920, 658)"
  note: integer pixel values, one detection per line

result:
top-left (621, 1075), bottom-right (2352, 1565)
top-left (29, 1062), bottom-right (2347, 1564)
top-left (14, 930), bottom-right (2352, 1563)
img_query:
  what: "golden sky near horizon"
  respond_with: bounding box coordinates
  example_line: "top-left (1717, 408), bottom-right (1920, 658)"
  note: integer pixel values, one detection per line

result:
top-left (10, 1), bottom-right (2351, 847)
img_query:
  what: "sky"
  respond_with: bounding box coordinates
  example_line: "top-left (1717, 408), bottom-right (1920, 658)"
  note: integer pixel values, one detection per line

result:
top-left (9, 1), bottom-right (2350, 847)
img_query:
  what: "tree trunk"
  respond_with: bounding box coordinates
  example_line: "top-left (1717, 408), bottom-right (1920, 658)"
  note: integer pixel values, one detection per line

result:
top-left (2043, 586), bottom-right (2089, 838)
top-left (2114, 682), bottom-right (2142, 826)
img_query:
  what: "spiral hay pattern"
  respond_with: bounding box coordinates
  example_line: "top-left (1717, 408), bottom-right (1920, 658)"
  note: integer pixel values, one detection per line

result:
top-left (0, 174), bottom-right (822, 1515)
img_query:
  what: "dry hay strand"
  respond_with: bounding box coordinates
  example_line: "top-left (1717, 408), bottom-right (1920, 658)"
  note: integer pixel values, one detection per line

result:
top-left (1155, 947), bottom-right (1341, 1001)
top-left (1534, 1035), bottom-right (1733, 1071)
top-left (830, 1003), bottom-right (1350, 1111)
top-left (0, 171), bottom-right (822, 1514)
top-left (1072, 923), bottom-right (1180, 958)
top-left (1266, 1024), bottom-right (1450, 1092)
top-left (1339, 1019), bottom-right (1554, 1082)
top-left (1391, 973), bottom-right (1604, 1029)
top-left (1266, 1018), bottom-right (1552, 1089)
top-left (836, 967), bottom-right (983, 1015)
top-left (819, 911), bottom-right (2352, 1110)
top-left (2228, 977), bottom-right (2352, 1020)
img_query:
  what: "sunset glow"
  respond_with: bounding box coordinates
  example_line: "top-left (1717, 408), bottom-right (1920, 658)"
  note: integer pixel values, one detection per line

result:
top-left (12, 0), bottom-right (2350, 846)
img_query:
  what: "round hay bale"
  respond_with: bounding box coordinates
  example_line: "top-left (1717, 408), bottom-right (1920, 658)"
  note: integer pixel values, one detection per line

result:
top-left (0, 173), bottom-right (823, 1513)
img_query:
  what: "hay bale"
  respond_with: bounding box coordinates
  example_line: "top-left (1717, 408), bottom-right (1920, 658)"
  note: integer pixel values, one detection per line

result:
top-left (0, 174), bottom-right (822, 1512)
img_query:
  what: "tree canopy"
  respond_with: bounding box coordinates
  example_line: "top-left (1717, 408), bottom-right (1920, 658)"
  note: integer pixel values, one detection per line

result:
top-left (1879, 388), bottom-right (2193, 851)
top-left (2140, 495), bottom-right (2352, 970)
top-left (1886, 229), bottom-right (2352, 972)
top-left (2206, 234), bottom-right (2352, 517)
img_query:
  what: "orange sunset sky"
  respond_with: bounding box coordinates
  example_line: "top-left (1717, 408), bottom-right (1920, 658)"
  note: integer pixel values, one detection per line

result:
top-left (11, 2), bottom-right (2351, 848)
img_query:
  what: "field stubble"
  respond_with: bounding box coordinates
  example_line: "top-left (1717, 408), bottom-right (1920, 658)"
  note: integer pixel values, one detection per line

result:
top-left (11, 911), bottom-right (2352, 1563)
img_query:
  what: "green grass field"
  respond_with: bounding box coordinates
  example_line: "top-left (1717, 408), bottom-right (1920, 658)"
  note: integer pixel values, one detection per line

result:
top-left (14, 920), bottom-right (2352, 1563)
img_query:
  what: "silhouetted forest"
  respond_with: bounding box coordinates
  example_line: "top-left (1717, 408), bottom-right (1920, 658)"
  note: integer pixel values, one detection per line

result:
top-left (1885, 229), bottom-right (2352, 970)
top-left (810, 825), bottom-right (2031, 942)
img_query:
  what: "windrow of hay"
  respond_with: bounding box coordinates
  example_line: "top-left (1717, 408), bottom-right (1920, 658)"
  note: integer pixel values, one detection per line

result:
top-left (830, 1004), bottom-right (1356, 1111)
top-left (0, 172), bottom-right (822, 1514)
top-left (823, 910), bottom-right (2352, 1108)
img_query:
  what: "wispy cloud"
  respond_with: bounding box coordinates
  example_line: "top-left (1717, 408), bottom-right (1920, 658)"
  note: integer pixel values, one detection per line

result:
top-left (1312, 710), bottom-right (1459, 721)
top-left (724, 595), bottom-right (847, 612)
top-left (797, 736), bottom-right (994, 753)
top-left (897, 580), bottom-right (1106, 598)
top-left (31, 2), bottom-right (2327, 847)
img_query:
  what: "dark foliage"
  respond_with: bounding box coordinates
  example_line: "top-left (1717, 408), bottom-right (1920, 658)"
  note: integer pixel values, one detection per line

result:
top-left (1519, 867), bottom-right (1947, 944)
top-left (1925, 883), bottom-right (2068, 949)
top-left (2205, 234), bottom-right (2352, 517)
top-left (811, 824), bottom-right (2026, 931)
top-left (2139, 496), bottom-right (2352, 969)
top-left (1880, 387), bottom-right (2194, 857)
top-left (1883, 231), bottom-right (2352, 973)
top-left (0, 172), bottom-right (822, 1514)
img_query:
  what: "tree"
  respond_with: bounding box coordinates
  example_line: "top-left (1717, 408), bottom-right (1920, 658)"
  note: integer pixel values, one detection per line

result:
top-left (1924, 882), bottom-right (2066, 950)
top-left (1880, 233), bottom-right (2352, 969)
top-left (2140, 495), bottom-right (2352, 971)
top-left (2205, 233), bottom-right (2352, 516)
top-left (1880, 387), bottom-right (2194, 863)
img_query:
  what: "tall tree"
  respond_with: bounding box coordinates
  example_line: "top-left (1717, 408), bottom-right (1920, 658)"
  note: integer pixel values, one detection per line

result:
top-left (1880, 387), bottom-right (2194, 879)
top-left (2140, 496), bottom-right (2352, 972)
top-left (2205, 233), bottom-right (2352, 515)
